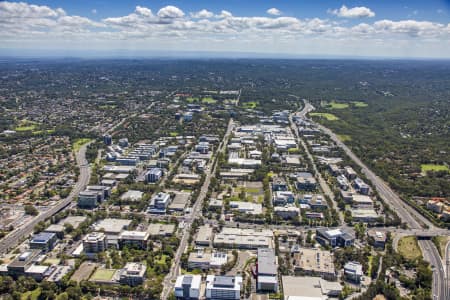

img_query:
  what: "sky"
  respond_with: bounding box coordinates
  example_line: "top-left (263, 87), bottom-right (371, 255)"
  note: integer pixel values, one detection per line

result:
top-left (1, 0), bottom-right (450, 58)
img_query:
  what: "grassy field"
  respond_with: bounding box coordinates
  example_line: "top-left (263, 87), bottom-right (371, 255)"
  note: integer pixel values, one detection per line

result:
top-left (398, 236), bottom-right (422, 261)
top-left (90, 268), bottom-right (116, 281)
top-left (21, 288), bottom-right (41, 300)
top-left (186, 97), bottom-right (199, 103)
top-left (337, 134), bottom-right (352, 142)
top-left (170, 132), bottom-right (178, 137)
top-left (326, 100), bottom-right (349, 109)
top-left (201, 97), bottom-right (217, 104)
top-left (32, 129), bottom-right (55, 135)
top-left (72, 138), bottom-right (92, 152)
top-left (15, 125), bottom-right (37, 131)
top-left (352, 101), bottom-right (369, 108)
top-left (241, 101), bottom-right (257, 109)
top-left (432, 236), bottom-right (450, 257)
top-left (15, 119), bottom-right (39, 131)
top-left (309, 112), bottom-right (339, 121)
top-left (421, 164), bottom-right (449, 174)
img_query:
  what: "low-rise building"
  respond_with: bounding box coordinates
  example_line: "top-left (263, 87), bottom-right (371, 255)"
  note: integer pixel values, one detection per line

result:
top-left (213, 227), bottom-right (273, 249)
top-left (352, 195), bottom-right (373, 208)
top-left (188, 251), bottom-right (228, 270)
top-left (229, 201), bottom-right (262, 215)
top-left (83, 232), bottom-right (107, 255)
top-left (344, 166), bottom-right (357, 180)
top-left (206, 275), bottom-right (242, 300)
top-left (316, 228), bottom-right (354, 248)
top-left (30, 232), bottom-right (58, 252)
top-left (257, 248), bottom-right (278, 292)
top-left (118, 231), bottom-right (149, 249)
top-left (195, 225), bottom-right (214, 246)
top-left (175, 275), bottom-right (202, 299)
top-left (368, 231), bottom-right (387, 249)
top-left (351, 208), bottom-right (379, 223)
top-left (146, 168), bottom-right (163, 183)
top-left (120, 190), bottom-right (144, 202)
top-left (354, 178), bottom-right (370, 195)
top-left (344, 261), bottom-right (363, 283)
top-left (427, 198), bottom-right (445, 213)
top-left (148, 192), bottom-right (171, 214)
top-left (274, 206), bottom-right (300, 219)
top-left (273, 191), bottom-right (295, 206)
top-left (295, 174), bottom-right (317, 191)
top-left (272, 177), bottom-right (288, 191)
top-left (293, 248), bottom-right (336, 280)
top-left (282, 276), bottom-right (342, 300)
top-left (119, 262), bottom-right (146, 286)
top-left (147, 223), bottom-right (176, 237)
top-left (6, 250), bottom-right (41, 278)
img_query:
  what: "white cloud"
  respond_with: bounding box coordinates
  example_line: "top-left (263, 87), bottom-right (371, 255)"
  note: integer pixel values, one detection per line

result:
top-left (135, 6), bottom-right (153, 17)
top-left (157, 5), bottom-right (184, 19)
top-left (217, 10), bottom-right (233, 19)
top-left (0, 1), bottom-right (65, 18)
top-left (329, 5), bottom-right (375, 18)
top-left (1, 1), bottom-right (450, 58)
top-left (267, 8), bottom-right (281, 16)
top-left (191, 9), bottom-right (214, 19)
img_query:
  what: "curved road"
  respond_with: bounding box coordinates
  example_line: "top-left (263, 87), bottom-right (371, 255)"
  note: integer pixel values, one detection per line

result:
top-left (0, 142), bottom-right (91, 254)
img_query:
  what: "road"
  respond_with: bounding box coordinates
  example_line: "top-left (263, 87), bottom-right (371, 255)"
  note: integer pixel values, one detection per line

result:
top-left (299, 100), bottom-right (446, 300)
top-left (289, 105), bottom-right (344, 225)
top-left (419, 240), bottom-right (446, 300)
top-left (160, 118), bottom-right (234, 300)
top-left (0, 142), bottom-right (91, 254)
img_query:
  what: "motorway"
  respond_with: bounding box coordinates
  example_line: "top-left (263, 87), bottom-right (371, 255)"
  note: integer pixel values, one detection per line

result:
top-left (298, 100), bottom-right (447, 300)
top-left (160, 118), bottom-right (235, 300)
top-left (0, 142), bottom-right (91, 254)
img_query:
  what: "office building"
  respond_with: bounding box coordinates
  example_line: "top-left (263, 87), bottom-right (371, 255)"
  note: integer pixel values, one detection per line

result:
top-left (30, 232), bottom-right (57, 252)
top-left (103, 134), bottom-right (112, 145)
top-left (6, 250), bottom-right (41, 278)
top-left (272, 191), bottom-right (295, 206)
top-left (293, 248), bottom-right (336, 280)
top-left (354, 178), bottom-right (370, 195)
top-left (146, 168), bottom-right (163, 183)
top-left (119, 262), bottom-right (146, 286)
top-left (316, 228), bottom-right (354, 248)
top-left (175, 275), bottom-right (201, 300)
top-left (83, 232), bottom-right (107, 255)
top-left (195, 225), bottom-right (214, 246)
top-left (344, 262), bottom-right (363, 283)
top-left (148, 192), bottom-right (171, 214)
top-left (257, 248), bottom-right (278, 292)
top-left (206, 275), bottom-right (242, 300)
top-left (118, 231), bottom-right (149, 249)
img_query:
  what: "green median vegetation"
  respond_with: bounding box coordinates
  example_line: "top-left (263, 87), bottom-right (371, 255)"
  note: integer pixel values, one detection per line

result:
top-left (72, 138), bottom-right (92, 152)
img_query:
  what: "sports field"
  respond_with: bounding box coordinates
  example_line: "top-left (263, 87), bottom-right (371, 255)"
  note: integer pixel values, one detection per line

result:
top-left (309, 112), bottom-right (339, 121)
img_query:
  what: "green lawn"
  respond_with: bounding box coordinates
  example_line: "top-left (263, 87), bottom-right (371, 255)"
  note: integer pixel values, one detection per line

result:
top-left (32, 129), bottom-right (55, 135)
top-left (156, 254), bottom-right (169, 265)
top-left (326, 101), bottom-right (349, 109)
top-left (201, 97), bottom-right (217, 104)
top-left (170, 132), bottom-right (178, 137)
top-left (186, 97), bottom-right (199, 103)
top-left (421, 164), bottom-right (449, 174)
top-left (90, 269), bottom-right (116, 281)
top-left (15, 125), bottom-right (37, 131)
top-left (241, 101), bottom-right (257, 109)
top-left (72, 138), bottom-right (93, 152)
top-left (21, 288), bottom-right (41, 300)
top-left (309, 112), bottom-right (339, 121)
top-left (352, 101), bottom-right (368, 108)
top-left (398, 236), bottom-right (422, 261)
top-left (337, 134), bottom-right (352, 142)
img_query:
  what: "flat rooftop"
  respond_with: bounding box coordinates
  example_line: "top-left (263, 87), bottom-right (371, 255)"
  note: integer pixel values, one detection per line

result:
top-left (93, 218), bottom-right (132, 234)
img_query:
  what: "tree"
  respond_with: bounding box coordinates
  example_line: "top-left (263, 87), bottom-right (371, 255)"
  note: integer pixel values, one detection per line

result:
top-left (24, 205), bottom-right (39, 216)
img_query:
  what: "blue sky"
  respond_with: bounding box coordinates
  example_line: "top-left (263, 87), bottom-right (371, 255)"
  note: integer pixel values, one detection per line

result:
top-left (1, 0), bottom-right (449, 58)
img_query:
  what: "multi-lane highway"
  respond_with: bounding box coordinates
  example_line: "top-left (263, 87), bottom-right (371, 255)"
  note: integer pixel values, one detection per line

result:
top-left (0, 142), bottom-right (91, 254)
top-left (298, 100), bottom-right (447, 300)
top-left (161, 118), bottom-right (234, 300)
